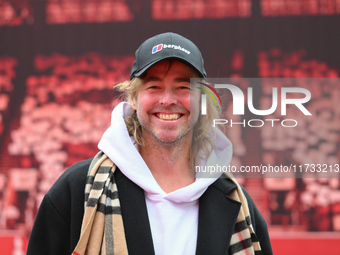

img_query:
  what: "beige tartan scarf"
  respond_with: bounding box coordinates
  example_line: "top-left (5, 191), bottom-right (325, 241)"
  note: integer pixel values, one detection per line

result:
top-left (72, 151), bottom-right (128, 255)
top-left (72, 151), bottom-right (262, 255)
top-left (227, 175), bottom-right (262, 255)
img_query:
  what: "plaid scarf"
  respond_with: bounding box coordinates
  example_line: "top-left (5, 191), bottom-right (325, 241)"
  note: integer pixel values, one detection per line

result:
top-left (227, 176), bottom-right (262, 255)
top-left (73, 151), bottom-right (262, 255)
top-left (72, 151), bottom-right (128, 255)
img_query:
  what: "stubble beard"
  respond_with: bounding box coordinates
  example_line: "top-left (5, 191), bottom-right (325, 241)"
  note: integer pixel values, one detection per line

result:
top-left (138, 112), bottom-right (191, 149)
top-left (136, 107), bottom-right (200, 165)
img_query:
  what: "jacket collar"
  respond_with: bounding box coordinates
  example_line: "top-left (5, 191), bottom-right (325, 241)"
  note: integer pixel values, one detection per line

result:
top-left (115, 170), bottom-right (240, 255)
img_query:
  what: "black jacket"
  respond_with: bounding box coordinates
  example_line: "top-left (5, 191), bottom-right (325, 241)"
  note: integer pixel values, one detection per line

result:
top-left (27, 159), bottom-right (273, 255)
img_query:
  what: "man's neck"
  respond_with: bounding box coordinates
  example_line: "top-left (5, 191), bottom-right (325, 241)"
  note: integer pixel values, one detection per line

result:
top-left (139, 134), bottom-right (194, 193)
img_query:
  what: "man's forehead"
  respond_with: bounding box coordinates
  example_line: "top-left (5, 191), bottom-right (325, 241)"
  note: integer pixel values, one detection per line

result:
top-left (143, 59), bottom-right (200, 79)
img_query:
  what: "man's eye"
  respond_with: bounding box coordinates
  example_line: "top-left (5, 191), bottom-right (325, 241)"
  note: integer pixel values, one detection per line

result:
top-left (179, 86), bottom-right (191, 90)
top-left (177, 84), bottom-right (190, 89)
top-left (147, 85), bottom-right (160, 89)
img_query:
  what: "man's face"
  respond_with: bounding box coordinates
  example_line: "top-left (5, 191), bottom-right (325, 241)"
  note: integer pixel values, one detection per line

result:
top-left (131, 60), bottom-right (201, 145)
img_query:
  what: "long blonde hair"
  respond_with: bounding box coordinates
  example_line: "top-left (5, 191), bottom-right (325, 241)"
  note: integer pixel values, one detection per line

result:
top-left (115, 77), bottom-right (221, 164)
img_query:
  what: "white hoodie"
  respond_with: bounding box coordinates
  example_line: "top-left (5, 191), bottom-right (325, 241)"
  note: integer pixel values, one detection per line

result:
top-left (98, 102), bottom-right (233, 255)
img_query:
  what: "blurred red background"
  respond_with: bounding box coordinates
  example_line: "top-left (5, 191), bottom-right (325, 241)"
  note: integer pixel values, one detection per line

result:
top-left (0, 0), bottom-right (340, 254)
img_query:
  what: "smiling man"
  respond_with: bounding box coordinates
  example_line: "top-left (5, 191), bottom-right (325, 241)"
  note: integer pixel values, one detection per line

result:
top-left (27, 32), bottom-right (273, 255)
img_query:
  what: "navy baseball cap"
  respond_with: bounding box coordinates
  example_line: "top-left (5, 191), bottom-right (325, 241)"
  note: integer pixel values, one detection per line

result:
top-left (130, 32), bottom-right (207, 80)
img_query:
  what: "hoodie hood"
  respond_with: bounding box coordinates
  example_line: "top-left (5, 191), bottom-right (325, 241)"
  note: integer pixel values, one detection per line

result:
top-left (98, 102), bottom-right (233, 203)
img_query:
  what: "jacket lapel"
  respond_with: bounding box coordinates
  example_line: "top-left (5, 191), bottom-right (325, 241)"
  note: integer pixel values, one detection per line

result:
top-left (115, 169), bottom-right (155, 255)
top-left (196, 178), bottom-right (241, 255)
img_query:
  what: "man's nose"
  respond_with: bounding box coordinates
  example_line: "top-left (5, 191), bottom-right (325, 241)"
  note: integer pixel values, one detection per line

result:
top-left (159, 89), bottom-right (177, 105)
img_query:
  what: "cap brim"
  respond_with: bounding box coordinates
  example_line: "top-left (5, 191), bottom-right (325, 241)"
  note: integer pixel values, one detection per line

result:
top-left (130, 56), bottom-right (206, 80)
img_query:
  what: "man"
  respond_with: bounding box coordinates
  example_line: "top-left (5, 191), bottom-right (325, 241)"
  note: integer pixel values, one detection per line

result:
top-left (27, 32), bottom-right (272, 255)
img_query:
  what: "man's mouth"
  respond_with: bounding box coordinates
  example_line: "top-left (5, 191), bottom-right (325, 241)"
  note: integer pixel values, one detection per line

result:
top-left (155, 113), bottom-right (182, 121)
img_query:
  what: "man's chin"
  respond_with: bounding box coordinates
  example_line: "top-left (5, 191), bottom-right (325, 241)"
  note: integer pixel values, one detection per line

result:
top-left (141, 126), bottom-right (191, 145)
top-left (153, 131), bottom-right (191, 145)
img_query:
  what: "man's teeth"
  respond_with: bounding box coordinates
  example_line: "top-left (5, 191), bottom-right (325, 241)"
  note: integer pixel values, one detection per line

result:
top-left (156, 113), bottom-right (181, 120)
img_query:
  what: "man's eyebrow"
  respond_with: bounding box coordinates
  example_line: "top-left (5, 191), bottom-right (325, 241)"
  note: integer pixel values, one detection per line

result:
top-left (175, 77), bottom-right (190, 83)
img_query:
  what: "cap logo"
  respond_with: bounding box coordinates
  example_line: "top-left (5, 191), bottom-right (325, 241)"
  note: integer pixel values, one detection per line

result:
top-left (151, 44), bottom-right (191, 55)
top-left (152, 44), bottom-right (163, 54)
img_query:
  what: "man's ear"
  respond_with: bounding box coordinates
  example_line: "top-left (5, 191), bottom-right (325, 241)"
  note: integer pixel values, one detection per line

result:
top-left (130, 97), bottom-right (137, 110)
